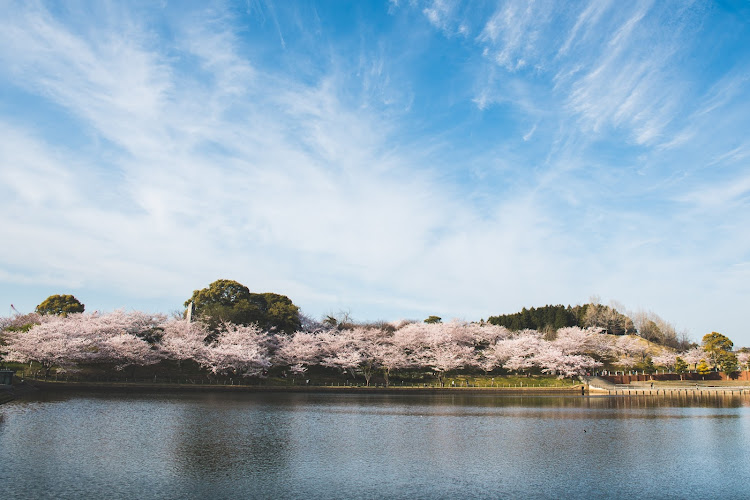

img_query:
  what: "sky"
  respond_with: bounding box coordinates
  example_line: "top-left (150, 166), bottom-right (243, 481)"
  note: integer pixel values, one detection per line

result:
top-left (1, 0), bottom-right (749, 346)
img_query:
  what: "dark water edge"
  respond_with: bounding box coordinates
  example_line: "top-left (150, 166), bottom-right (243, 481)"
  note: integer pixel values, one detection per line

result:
top-left (2, 391), bottom-right (749, 499)
top-left (0, 391), bottom-right (13, 405)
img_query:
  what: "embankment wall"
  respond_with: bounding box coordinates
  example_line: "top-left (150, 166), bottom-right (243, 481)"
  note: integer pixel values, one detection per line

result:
top-left (603, 371), bottom-right (750, 384)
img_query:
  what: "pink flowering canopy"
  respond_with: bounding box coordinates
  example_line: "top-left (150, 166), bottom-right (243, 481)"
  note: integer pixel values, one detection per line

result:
top-left (2, 310), bottom-right (728, 382)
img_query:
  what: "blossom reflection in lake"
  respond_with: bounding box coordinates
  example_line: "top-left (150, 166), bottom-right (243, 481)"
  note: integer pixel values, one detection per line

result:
top-left (2, 392), bottom-right (749, 499)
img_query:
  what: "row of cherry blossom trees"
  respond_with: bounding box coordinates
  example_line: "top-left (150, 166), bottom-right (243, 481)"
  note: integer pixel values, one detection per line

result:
top-left (1, 311), bottom-right (272, 379)
top-left (2, 311), bottom-right (744, 384)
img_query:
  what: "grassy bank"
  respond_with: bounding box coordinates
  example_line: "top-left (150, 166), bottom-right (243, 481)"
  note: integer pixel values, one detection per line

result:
top-left (5, 360), bottom-right (581, 389)
top-left (24, 378), bottom-right (585, 395)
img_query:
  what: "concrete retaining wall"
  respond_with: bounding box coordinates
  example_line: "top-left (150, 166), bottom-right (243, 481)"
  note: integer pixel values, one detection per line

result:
top-left (603, 371), bottom-right (750, 384)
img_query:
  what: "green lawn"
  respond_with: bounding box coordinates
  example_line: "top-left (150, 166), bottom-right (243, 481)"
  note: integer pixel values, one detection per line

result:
top-left (443, 374), bottom-right (580, 388)
top-left (5, 360), bottom-right (582, 388)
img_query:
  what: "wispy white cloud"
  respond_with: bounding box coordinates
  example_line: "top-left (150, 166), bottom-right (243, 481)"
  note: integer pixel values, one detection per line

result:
top-left (676, 172), bottom-right (750, 212)
top-left (0, 1), bottom-right (472, 315)
top-left (522, 124), bottom-right (537, 142)
top-left (2, 1), bottom-right (750, 345)
top-left (412, 0), bottom-right (750, 341)
top-left (246, 0), bottom-right (287, 49)
top-left (556, 0), bottom-right (611, 57)
top-left (477, 1), bottom-right (553, 72)
top-left (422, 0), bottom-right (457, 34)
top-left (0, 5), bottom-right (178, 176)
top-left (563, 2), bottom-right (684, 145)
top-left (456, 1), bottom-right (707, 150)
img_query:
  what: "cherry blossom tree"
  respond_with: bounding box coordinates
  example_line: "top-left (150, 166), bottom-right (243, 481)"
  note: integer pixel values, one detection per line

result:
top-left (614, 355), bottom-right (639, 372)
top-left (70, 310), bottom-right (166, 371)
top-left (349, 327), bottom-right (388, 386)
top-left (316, 329), bottom-right (363, 380)
top-left (274, 331), bottom-right (322, 375)
top-left (480, 338), bottom-right (511, 373)
top-left (652, 352), bottom-right (678, 372)
top-left (160, 319), bottom-right (209, 366)
top-left (533, 342), bottom-right (601, 377)
top-left (737, 351), bottom-right (750, 371)
top-left (4, 304), bottom-right (709, 384)
top-left (615, 335), bottom-right (650, 366)
top-left (371, 338), bottom-right (411, 386)
top-left (4, 310), bottom-right (167, 376)
top-left (552, 327), bottom-right (609, 356)
top-left (424, 342), bottom-right (476, 386)
top-left (681, 347), bottom-right (705, 371)
top-left (487, 330), bottom-right (543, 374)
top-left (424, 322), bottom-right (479, 385)
top-left (433, 320), bottom-right (479, 346)
top-left (391, 321), bottom-right (478, 385)
top-left (99, 333), bottom-right (163, 373)
top-left (4, 316), bottom-right (90, 377)
top-left (473, 323), bottom-right (513, 345)
top-left (199, 323), bottom-right (272, 377)
top-left (314, 327), bottom-right (397, 385)
top-left (1, 312), bottom-right (50, 332)
top-left (392, 321), bottom-right (428, 357)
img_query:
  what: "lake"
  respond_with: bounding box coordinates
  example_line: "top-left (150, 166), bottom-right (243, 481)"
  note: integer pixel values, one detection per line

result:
top-left (2, 391), bottom-right (749, 499)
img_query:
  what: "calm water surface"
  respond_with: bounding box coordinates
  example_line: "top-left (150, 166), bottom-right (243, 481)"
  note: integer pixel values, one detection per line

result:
top-left (2, 391), bottom-right (749, 499)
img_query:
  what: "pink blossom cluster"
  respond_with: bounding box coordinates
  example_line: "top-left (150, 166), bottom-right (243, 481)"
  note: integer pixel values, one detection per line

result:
top-left (738, 351), bottom-right (750, 371)
top-left (2, 313), bottom-right (712, 382)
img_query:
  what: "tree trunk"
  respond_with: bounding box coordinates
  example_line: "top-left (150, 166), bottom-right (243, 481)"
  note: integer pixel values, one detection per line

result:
top-left (362, 364), bottom-right (374, 386)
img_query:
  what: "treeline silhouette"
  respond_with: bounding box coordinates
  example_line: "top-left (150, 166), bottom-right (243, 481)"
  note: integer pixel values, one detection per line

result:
top-left (488, 304), bottom-right (636, 337)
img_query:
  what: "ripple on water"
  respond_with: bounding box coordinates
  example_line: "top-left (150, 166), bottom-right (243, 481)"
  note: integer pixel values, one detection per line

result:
top-left (1, 392), bottom-right (749, 499)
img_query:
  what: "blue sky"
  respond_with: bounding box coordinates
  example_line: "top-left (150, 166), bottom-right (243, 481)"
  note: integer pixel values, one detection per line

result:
top-left (1, 1), bottom-right (749, 346)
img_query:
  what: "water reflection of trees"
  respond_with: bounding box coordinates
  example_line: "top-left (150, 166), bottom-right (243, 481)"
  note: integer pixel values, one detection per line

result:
top-left (364, 392), bottom-right (750, 416)
top-left (170, 393), bottom-right (294, 479)
top-left (4, 391), bottom-right (750, 499)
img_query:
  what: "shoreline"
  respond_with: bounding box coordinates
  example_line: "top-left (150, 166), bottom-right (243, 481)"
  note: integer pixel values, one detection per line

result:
top-left (6, 381), bottom-right (750, 401)
top-left (588, 386), bottom-right (750, 396)
top-left (18, 379), bottom-right (587, 395)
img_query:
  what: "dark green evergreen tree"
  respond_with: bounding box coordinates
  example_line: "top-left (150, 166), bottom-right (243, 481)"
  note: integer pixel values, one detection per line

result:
top-left (185, 279), bottom-right (301, 335)
top-left (36, 294), bottom-right (85, 316)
